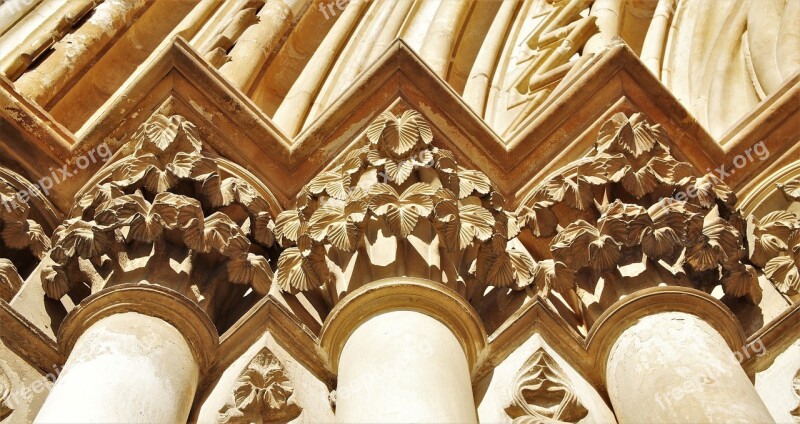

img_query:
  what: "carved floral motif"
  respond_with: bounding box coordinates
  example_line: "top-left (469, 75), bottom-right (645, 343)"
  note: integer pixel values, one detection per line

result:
top-left (505, 348), bottom-right (588, 423)
top-left (520, 112), bottom-right (761, 310)
top-left (217, 347), bottom-right (301, 424)
top-left (272, 110), bottom-right (538, 299)
top-left (0, 176), bottom-right (52, 301)
top-left (745, 181), bottom-right (800, 296)
top-left (41, 115), bottom-right (277, 313)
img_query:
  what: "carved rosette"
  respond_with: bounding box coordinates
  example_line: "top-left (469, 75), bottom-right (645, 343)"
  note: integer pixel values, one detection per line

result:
top-left (745, 180), bottom-right (800, 297)
top-left (505, 348), bottom-right (588, 423)
top-left (217, 347), bottom-right (301, 424)
top-left (41, 115), bottom-right (278, 319)
top-left (272, 110), bottom-right (536, 305)
top-left (519, 112), bottom-right (759, 317)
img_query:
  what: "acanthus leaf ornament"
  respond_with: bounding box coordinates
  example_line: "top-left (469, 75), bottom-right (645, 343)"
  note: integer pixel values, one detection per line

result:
top-left (520, 111), bottom-right (761, 315)
top-left (41, 115), bottom-right (279, 318)
top-left (273, 109), bottom-right (535, 301)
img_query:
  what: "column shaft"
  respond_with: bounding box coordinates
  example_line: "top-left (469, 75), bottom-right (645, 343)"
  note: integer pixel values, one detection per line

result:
top-left (335, 310), bottom-right (477, 423)
top-left (35, 312), bottom-right (199, 423)
top-left (606, 312), bottom-right (774, 423)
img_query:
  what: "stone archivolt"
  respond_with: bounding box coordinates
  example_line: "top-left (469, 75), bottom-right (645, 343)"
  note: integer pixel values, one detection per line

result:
top-left (505, 348), bottom-right (588, 424)
top-left (217, 346), bottom-right (301, 424)
top-left (40, 114), bottom-right (278, 326)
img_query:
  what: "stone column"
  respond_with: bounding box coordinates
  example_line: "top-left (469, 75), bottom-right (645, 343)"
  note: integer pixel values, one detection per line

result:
top-left (34, 285), bottom-right (217, 424)
top-left (606, 311), bottom-right (775, 423)
top-left (321, 278), bottom-right (486, 424)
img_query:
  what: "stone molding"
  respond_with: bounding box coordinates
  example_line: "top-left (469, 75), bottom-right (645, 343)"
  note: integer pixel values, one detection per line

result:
top-left (585, 286), bottom-right (745, 384)
top-left (320, 277), bottom-right (487, 375)
top-left (57, 283), bottom-right (218, 371)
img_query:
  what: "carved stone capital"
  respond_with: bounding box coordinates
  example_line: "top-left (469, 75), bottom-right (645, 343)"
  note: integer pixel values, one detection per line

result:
top-left (41, 114), bottom-right (280, 330)
top-left (58, 283), bottom-right (218, 371)
top-left (320, 277), bottom-right (487, 375)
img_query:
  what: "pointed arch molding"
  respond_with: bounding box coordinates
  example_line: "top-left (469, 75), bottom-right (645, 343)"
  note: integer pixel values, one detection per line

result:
top-left (1, 37), bottom-right (797, 212)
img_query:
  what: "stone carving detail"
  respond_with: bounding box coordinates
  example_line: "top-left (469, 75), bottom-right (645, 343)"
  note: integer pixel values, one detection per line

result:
top-left (41, 115), bottom-right (277, 314)
top-left (791, 368), bottom-right (800, 423)
top-left (497, 0), bottom-right (599, 135)
top-left (272, 110), bottom-right (536, 301)
top-left (745, 180), bottom-right (800, 296)
top-left (0, 366), bottom-right (12, 420)
top-left (520, 112), bottom-right (760, 312)
top-left (505, 348), bottom-right (588, 423)
top-left (0, 175), bottom-right (52, 301)
top-left (217, 347), bottom-right (301, 424)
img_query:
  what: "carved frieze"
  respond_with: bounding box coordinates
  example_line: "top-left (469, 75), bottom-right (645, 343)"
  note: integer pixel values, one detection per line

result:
top-left (505, 348), bottom-right (588, 423)
top-left (41, 115), bottom-right (278, 319)
top-left (217, 347), bottom-right (301, 424)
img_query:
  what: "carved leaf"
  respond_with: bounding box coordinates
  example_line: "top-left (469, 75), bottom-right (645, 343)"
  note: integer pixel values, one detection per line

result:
top-left (435, 201), bottom-right (495, 251)
top-left (451, 169), bottom-right (492, 199)
top-left (685, 207), bottom-right (742, 271)
top-left (275, 247), bottom-right (323, 292)
top-left (694, 174), bottom-right (736, 208)
top-left (0, 259), bottom-right (23, 302)
top-left (308, 197), bottom-right (366, 252)
top-left (274, 210), bottom-right (308, 247)
top-left (778, 177), bottom-right (800, 202)
top-left (369, 183), bottom-right (435, 238)
top-left (551, 220), bottom-right (621, 271)
top-left (53, 218), bottom-right (112, 260)
top-left (747, 211), bottom-right (797, 267)
top-left (722, 264), bottom-right (762, 304)
top-left (506, 349), bottom-right (588, 423)
top-left (366, 110), bottom-right (432, 158)
top-left (307, 171), bottom-right (350, 201)
top-left (531, 259), bottom-right (575, 296)
top-left (519, 202), bottom-right (558, 237)
top-left (0, 366), bottom-right (12, 420)
top-left (217, 347), bottom-right (301, 424)
top-left (764, 255), bottom-right (800, 295)
top-left (228, 253), bottom-right (272, 295)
